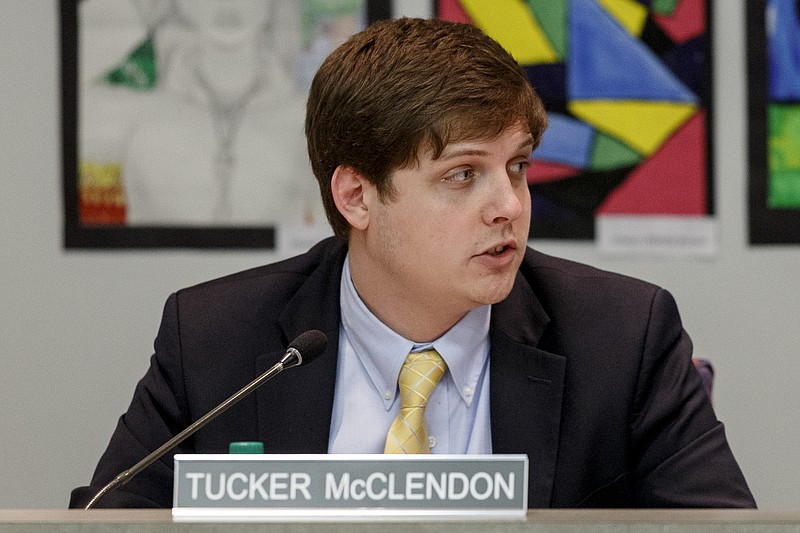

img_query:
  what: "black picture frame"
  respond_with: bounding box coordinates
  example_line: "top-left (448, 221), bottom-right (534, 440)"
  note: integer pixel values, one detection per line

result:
top-left (61, 0), bottom-right (391, 249)
top-left (747, 0), bottom-right (800, 245)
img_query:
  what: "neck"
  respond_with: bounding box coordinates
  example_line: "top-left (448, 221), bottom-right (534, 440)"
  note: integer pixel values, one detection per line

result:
top-left (347, 244), bottom-right (469, 344)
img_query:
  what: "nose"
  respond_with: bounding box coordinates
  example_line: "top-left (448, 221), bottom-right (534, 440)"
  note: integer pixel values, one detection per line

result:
top-left (483, 170), bottom-right (525, 225)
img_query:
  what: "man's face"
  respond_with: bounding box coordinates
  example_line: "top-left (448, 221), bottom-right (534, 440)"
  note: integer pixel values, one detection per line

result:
top-left (354, 123), bottom-right (533, 338)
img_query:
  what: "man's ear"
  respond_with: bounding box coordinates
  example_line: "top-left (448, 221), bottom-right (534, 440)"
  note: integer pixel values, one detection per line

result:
top-left (331, 165), bottom-right (370, 231)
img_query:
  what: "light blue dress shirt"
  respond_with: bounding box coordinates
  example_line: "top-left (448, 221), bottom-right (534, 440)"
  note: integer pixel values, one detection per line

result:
top-left (328, 255), bottom-right (493, 454)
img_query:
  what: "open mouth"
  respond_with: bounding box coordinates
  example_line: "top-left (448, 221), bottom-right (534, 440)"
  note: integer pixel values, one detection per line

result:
top-left (487, 245), bottom-right (509, 256)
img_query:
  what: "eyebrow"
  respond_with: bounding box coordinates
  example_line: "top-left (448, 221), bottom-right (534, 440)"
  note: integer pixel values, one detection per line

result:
top-left (439, 137), bottom-right (535, 161)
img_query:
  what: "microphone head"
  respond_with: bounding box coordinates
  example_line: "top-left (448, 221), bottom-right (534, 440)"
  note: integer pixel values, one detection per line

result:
top-left (287, 330), bottom-right (327, 366)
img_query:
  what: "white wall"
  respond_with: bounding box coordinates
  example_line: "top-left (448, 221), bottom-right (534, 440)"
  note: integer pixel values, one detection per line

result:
top-left (1, 0), bottom-right (798, 509)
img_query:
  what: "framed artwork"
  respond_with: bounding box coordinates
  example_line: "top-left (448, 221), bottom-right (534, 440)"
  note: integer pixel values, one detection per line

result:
top-left (748, 0), bottom-right (800, 245)
top-left (439, 0), bottom-right (714, 242)
top-left (61, 0), bottom-right (388, 249)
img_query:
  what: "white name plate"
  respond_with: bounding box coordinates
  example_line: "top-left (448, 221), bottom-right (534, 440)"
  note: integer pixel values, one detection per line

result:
top-left (173, 454), bottom-right (528, 521)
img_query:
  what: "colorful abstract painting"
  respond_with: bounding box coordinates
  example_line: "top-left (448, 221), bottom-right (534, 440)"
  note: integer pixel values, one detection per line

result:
top-left (439, 0), bottom-right (713, 240)
top-left (748, 0), bottom-right (800, 244)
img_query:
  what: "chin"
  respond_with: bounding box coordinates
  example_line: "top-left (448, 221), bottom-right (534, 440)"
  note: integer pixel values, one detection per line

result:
top-left (473, 280), bottom-right (516, 306)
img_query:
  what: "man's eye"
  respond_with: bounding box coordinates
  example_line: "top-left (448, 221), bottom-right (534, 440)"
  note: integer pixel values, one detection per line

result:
top-left (510, 160), bottom-right (529, 174)
top-left (445, 169), bottom-right (474, 182)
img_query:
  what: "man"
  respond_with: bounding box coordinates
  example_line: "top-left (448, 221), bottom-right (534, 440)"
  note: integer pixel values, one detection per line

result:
top-left (70, 18), bottom-right (755, 508)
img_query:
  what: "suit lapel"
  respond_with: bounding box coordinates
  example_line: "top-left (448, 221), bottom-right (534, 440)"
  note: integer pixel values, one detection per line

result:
top-left (490, 272), bottom-right (566, 508)
top-left (255, 241), bottom-right (346, 454)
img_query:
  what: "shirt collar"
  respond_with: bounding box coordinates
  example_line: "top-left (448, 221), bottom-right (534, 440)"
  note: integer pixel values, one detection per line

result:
top-left (340, 254), bottom-right (491, 409)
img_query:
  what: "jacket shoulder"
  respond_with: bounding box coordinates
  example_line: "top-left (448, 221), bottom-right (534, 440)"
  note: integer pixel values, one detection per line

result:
top-left (175, 237), bottom-right (346, 303)
top-left (514, 247), bottom-right (674, 345)
top-left (520, 247), bottom-right (660, 297)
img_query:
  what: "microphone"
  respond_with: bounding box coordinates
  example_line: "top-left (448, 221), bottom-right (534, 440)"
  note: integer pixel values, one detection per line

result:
top-left (84, 330), bottom-right (327, 509)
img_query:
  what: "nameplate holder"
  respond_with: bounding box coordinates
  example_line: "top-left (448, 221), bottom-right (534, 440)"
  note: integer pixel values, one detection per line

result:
top-left (173, 454), bottom-right (528, 521)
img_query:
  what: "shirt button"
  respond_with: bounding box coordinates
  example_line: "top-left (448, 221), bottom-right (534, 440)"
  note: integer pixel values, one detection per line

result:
top-left (383, 390), bottom-right (392, 400)
top-left (463, 385), bottom-right (474, 396)
top-left (428, 436), bottom-right (437, 449)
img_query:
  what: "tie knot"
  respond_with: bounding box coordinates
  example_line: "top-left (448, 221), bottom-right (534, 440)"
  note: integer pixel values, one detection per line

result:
top-left (384, 349), bottom-right (448, 454)
top-left (398, 349), bottom-right (447, 409)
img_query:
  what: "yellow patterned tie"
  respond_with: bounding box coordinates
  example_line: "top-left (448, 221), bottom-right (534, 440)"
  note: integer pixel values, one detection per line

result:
top-left (384, 349), bottom-right (448, 454)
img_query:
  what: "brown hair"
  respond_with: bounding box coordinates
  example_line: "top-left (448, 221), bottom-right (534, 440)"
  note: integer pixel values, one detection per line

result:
top-left (305, 17), bottom-right (547, 239)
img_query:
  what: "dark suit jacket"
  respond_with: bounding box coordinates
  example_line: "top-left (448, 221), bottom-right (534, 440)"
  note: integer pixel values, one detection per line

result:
top-left (70, 237), bottom-right (755, 508)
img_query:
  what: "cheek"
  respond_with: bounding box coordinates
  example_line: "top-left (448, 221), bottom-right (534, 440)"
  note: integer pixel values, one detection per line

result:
top-left (518, 189), bottom-right (532, 225)
top-left (421, 214), bottom-right (461, 247)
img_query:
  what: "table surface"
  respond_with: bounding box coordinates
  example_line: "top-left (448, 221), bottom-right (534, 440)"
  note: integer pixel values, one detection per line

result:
top-left (1, 509), bottom-right (800, 532)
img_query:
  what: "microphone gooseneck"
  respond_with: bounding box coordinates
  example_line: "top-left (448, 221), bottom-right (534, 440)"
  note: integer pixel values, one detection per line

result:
top-left (84, 330), bottom-right (327, 509)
